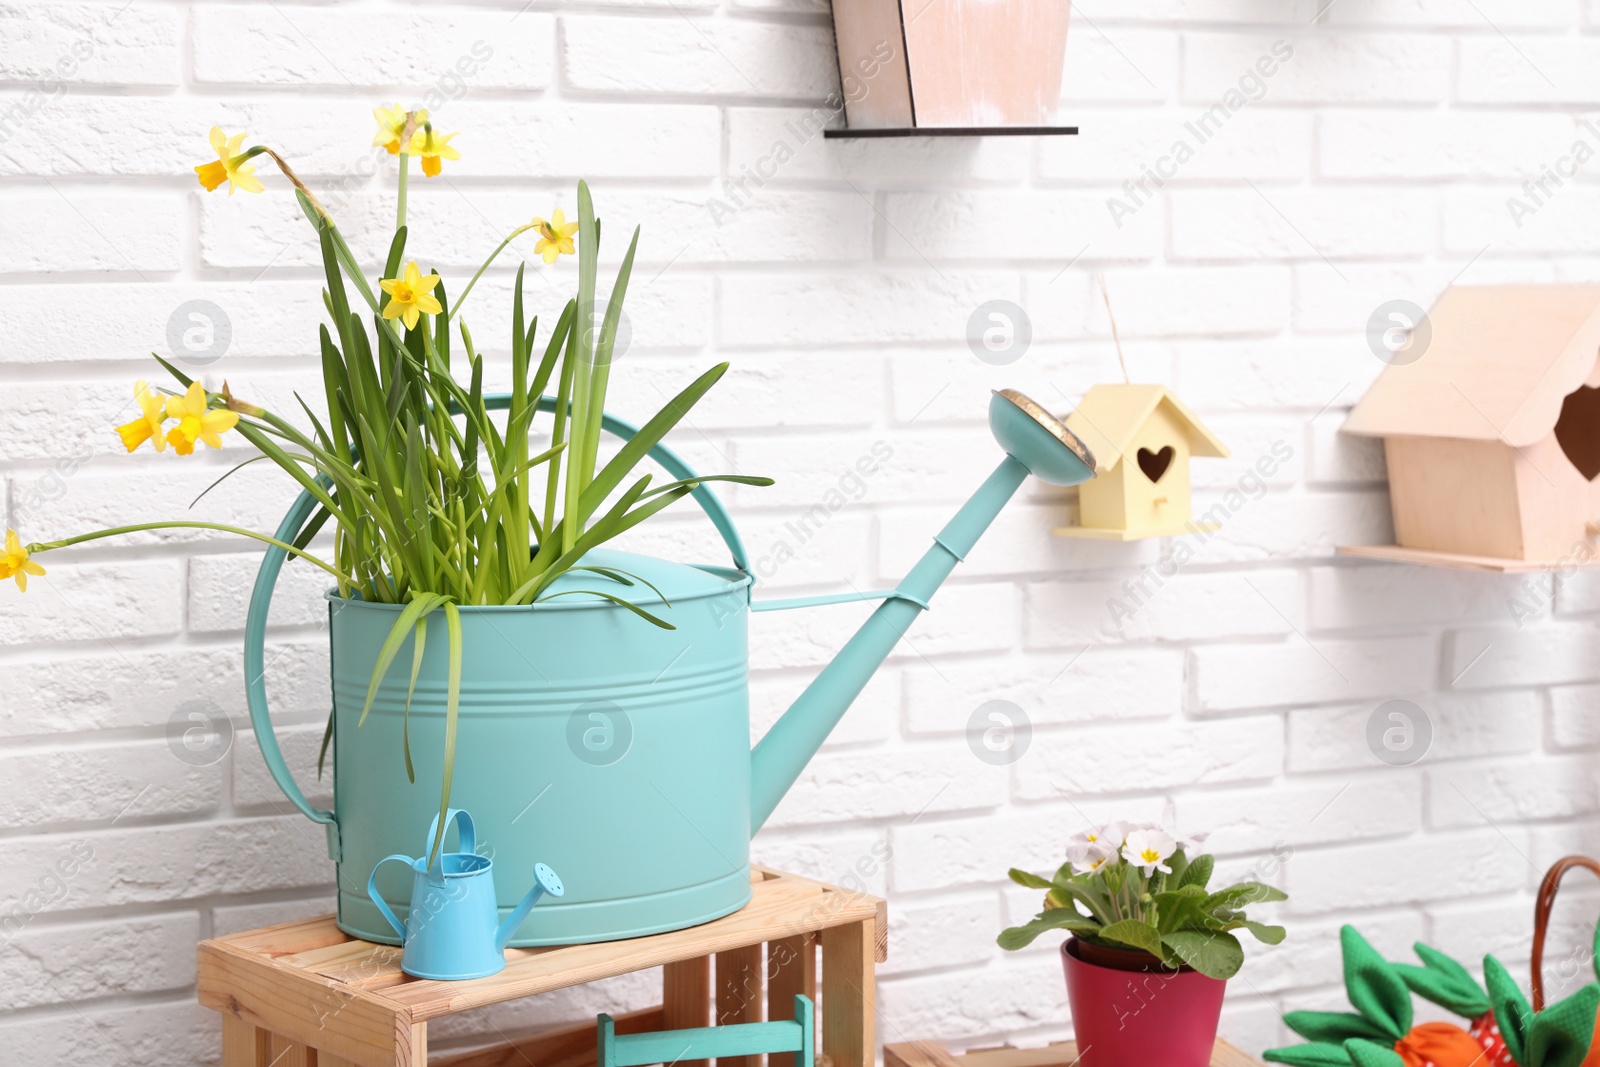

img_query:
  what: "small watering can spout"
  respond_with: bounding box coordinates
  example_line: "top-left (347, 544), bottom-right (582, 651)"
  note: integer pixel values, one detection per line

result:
top-left (496, 863), bottom-right (565, 951)
top-left (748, 390), bottom-right (1096, 829)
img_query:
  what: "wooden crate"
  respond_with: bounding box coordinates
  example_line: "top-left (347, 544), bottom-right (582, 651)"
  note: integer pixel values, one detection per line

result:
top-left (886, 1036), bottom-right (1264, 1067)
top-left (198, 867), bottom-right (885, 1067)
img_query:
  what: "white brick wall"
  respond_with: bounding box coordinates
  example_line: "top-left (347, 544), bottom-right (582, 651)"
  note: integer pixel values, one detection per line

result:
top-left (3, 2), bottom-right (1599, 1064)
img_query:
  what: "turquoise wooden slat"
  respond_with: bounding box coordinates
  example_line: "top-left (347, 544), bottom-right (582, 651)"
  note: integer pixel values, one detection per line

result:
top-left (599, 994), bottom-right (814, 1067)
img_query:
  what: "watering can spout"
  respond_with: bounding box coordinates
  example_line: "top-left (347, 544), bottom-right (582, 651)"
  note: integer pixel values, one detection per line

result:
top-left (496, 863), bottom-right (565, 951)
top-left (748, 390), bottom-right (1097, 830)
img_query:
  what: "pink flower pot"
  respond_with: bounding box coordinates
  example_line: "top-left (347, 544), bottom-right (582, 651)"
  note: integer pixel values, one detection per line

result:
top-left (1061, 938), bottom-right (1227, 1067)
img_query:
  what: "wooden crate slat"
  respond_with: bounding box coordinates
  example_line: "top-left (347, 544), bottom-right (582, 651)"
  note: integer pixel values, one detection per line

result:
top-left (226, 915), bottom-right (354, 956)
top-left (431, 1007), bottom-right (666, 1067)
top-left (664, 956), bottom-right (714, 1067)
top-left (820, 921), bottom-right (875, 1067)
top-left (767, 934), bottom-right (817, 1067)
top-left (884, 1041), bottom-right (963, 1067)
top-left (715, 943), bottom-right (766, 1067)
top-left (885, 1038), bottom-right (1262, 1067)
top-left (221, 1017), bottom-right (272, 1067)
top-left (199, 941), bottom-right (412, 1067)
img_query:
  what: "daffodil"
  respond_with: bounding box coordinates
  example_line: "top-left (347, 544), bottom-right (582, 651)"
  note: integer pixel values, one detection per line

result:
top-left (380, 261), bottom-right (443, 329)
top-left (413, 125), bottom-right (459, 177)
top-left (164, 382), bottom-right (240, 455)
top-left (372, 104), bottom-right (427, 155)
top-left (1121, 828), bottom-right (1177, 877)
top-left (0, 530), bottom-right (45, 592)
top-left (194, 126), bottom-right (264, 195)
top-left (531, 208), bottom-right (578, 264)
top-left (115, 380), bottom-right (170, 454)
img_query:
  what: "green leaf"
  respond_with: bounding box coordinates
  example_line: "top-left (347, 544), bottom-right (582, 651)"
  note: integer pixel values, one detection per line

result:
top-left (316, 711), bottom-right (334, 780)
top-left (1238, 920), bottom-right (1287, 945)
top-left (1161, 929), bottom-right (1244, 979)
top-left (1097, 919), bottom-right (1163, 958)
top-left (425, 601), bottom-right (464, 866)
top-left (575, 361), bottom-right (731, 527)
top-left (402, 614), bottom-right (426, 785)
top-left (1153, 884), bottom-right (1209, 934)
top-left (1203, 881), bottom-right (1287, 910)
top-left (1009, 868), bottom-right (1053, 890)
top-left (358, 593), bottom-right (447, 726)
top-left (536, 589), bottom-right (675, 629)
top-left (996, 909), bottom-right (1100, 950)
top-left (1179, 853), bottom-right (1214, 890)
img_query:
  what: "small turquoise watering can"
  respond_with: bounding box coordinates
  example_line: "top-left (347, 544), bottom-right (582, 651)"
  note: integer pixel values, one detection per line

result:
top-left (249, 389), bottom-right (1096, 946)
top-left (367, 809), bottom-right (564, 979)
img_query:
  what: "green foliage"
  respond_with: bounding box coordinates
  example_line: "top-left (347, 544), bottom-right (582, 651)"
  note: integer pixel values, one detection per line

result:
top-left (997, 829), bottom-right (1288, 980)
top-left (109, 180), bottom-right (773, 863)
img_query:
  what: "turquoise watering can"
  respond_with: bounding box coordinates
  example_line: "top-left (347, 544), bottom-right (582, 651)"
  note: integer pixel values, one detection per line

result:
top-left (247, 389), bottom-right (1096, 946)
top-left (367, 809), bottom-right (564, 979)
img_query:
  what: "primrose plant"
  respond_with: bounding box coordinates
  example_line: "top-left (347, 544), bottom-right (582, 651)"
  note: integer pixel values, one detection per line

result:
top-left (999, 808), bottom-right (1288, 980)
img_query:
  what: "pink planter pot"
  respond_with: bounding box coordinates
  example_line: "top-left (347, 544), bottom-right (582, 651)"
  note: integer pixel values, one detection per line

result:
top-left (1061, 938), bottom-right (1227, 1067)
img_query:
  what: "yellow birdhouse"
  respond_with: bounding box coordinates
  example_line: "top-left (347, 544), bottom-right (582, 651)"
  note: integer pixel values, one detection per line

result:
top-left (1053, 384), bottom-right (1230, 540)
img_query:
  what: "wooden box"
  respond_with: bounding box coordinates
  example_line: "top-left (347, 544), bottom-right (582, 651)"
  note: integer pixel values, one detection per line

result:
top-left (830, 0), bottom-right (1070, 130)
top-left (198, 867), bottom-right (884, 1067)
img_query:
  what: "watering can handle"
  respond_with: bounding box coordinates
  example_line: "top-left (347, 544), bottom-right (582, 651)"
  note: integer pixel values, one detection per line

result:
top-left (424, 808), bottom-right (476, 860)
top-left (244, 393), bottom-right (750, 859)
top-left (367, 854), bottom-right (417, 942)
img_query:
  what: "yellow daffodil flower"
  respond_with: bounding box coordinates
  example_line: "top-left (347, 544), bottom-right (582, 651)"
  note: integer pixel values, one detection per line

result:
top-left (115, 380), bottom-right (170, 454)
top-left (413, 125), bottom-right (459, 177)
top-left (380, 261), bottom-right (443, 329)
top-left (0, 530), bottom-right (45, 592)
top-left (372, 104), bottom-right (428, 155)
top-left (194, 126), bottom-right (264, 195)
top-left (164, 382), bottom-right (241, 455)
top-left (531, 209), bottom-right (579, 264)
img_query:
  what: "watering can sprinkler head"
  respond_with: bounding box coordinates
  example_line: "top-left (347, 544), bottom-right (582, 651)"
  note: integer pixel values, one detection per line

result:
top-left (988, 389), bottom-right (1096, 487)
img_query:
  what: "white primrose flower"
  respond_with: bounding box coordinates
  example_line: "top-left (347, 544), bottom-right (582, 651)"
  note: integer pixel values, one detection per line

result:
top-left (1159, 801), bottom-right (1209, 854)
top-left (1066, 837), bottom-right (1117, 875)
top-left (1122, 828), bottom-right (1179, 876)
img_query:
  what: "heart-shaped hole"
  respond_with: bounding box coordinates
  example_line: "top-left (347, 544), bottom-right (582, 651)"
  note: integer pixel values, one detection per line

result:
top-left (1137, 446), bottom-right (1174, 484)
top-left (1555, 384), bottom-right (1600, 482)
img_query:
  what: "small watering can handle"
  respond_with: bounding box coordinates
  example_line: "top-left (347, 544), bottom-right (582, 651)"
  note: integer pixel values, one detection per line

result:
top-left (424, 808), bottom-right (476, 860)
top-left (244, 393), bottom-right (750, 856)
top-left (367, 853), bottom-right (418, 942)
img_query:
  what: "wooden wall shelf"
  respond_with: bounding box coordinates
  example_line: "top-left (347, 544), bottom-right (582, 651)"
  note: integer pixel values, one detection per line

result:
top-left (1338, 544), bottom-right (1600, 573)
top-left (825, 126), bottom-right (1078, 138)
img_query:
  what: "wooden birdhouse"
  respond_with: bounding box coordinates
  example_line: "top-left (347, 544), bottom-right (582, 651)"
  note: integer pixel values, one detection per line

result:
top-left (829, 0), bottom-right (1071, 131)
top-left (1053, 384), bottom-right (1229, 540)
top-left (1341, 284), bottom-right (1600, 570)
